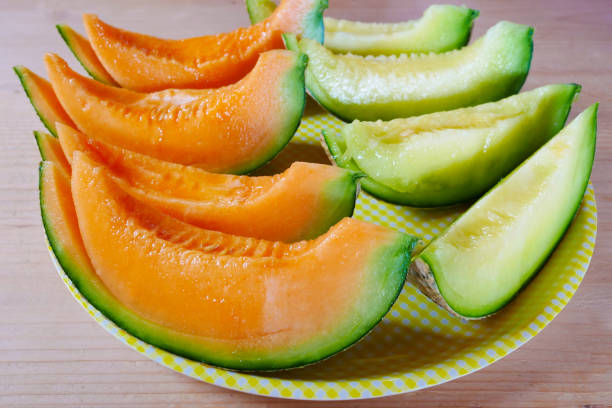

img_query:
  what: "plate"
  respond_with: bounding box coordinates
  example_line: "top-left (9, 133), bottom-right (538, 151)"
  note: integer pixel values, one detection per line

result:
top-left (47, 106), bottom-right (598, 400)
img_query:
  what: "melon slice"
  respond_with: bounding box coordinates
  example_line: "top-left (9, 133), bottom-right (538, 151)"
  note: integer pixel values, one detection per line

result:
top-left (57, 123), bottom-right (359, 242)
top-left (284, 21), bottom-right (533, 121)
top-left (322, 84), bottom-right (580, 207)
top-left (56, 24), bottom-right (118, 86)
top-left (13, 66), bottom-right (74, 136)
top-left (409, 104), bottom-right (597, 318)
top-left (248, 0), bottom-right (478, 56)
top-left (34, 131), bottom-right (70, 176)
top-left (83, 0), bottom-right (327, 91)
top-left (65, 152), bottom-right (416, 369)
top-left (45, 51), bottom-right (306, 173)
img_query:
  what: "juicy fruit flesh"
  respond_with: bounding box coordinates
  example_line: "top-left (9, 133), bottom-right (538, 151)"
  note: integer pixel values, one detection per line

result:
top-left (71, 153), bottom-right (414, 367)
top-left (84, 0), bottom-right (326, 91)
top-left (248, 1), bottom-right (477, 56)
top-left (323, 5), bottom-right (477, 55)
top-left (338, 84), bottom-right (579, 205)
top-left (420, 105), bottom-right (597, 317)
top-left (57, 123), bottom-right (357, 242)
top-left (56, 24), bottom-right (118, 85)
top-left (292, 21), bottom-right (533, 121)
top-left (35, 131), bottom-right (70, 176)
top-left (14, 66), bottom-right (75, 136)
top-left (46, 50), bottom-right (306, 172)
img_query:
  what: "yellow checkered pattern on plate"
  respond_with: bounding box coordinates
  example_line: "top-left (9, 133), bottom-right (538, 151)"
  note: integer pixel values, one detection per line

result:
top-left (49, 105), bottom-right (598, 400)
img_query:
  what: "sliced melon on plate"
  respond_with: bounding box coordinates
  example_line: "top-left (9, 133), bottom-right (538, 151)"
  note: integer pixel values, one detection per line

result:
top-left (83, 0), bottom-right (327, 91)
top-left (409, 104), bottom-right (598, 318)
top-left (34, 131), bottom-right (70, 176)
top-left (13, 66), bottom-right (74, 136)
top-left (56, 123), bottom-right (359, 242)
top-left (56, 24), bottom-right (118, 86)
top-left (58, 152), bottom-right (416, 369)
top-left (284, 21), bottom-right (533, 121)
top-left (248, 0), bottom-right (478, 56)
top-left (45, 51), bottom-right (306, 173)
top-left (322, 84), bottom-right (580, 206)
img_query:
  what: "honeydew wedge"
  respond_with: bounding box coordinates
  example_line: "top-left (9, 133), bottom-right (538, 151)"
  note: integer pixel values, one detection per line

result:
top-left (322, 84), bottom-right (580, 206)
top-left (81, 0), bottom-right (327, 91)
top-left (56, 123), bottom-right (360, 242)
top-left (44, 51), bottom-right (306, 173)
top-left (49, 152), bottom-right (417, 370)
top-left (248, 0), bottom-right (479, 56)
top-left (284, 21), bottom-right (534, 121)
top-left (409, 104), bottom-right (598, 318)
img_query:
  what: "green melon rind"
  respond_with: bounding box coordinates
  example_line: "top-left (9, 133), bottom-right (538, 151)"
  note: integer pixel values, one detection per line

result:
top-left (323, 84), bottom-right (581, 207)
top-left (247, 1), bottom-right (478, 55)
top-left (300, 0), bottom-right (328, 44)
top-left (41, 161), bottom-right (416, 370)
top-left (230, 52), bottom-right (308, 175)
top-left (416, 104), bottom-right (598, 318)
top-left (286, 22), bottom-right (534, 122)
top-left (14, 67), bottom-right (59, 137)
top-left (298, 170), bottom-right (363, 240)
top-left (56, 24), bottom-right (113, 85)
top-left (34, 130), bottom-right (55, 160)
top-left (321, 129), bottom-right (416, 205)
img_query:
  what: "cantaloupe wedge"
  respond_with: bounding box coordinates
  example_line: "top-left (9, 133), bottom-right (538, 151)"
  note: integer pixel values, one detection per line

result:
top-left (56, 123), bottom-right (359, 242)
top-left (34, 131), bottom-right (70, 176)
top-left (58, 152), bottom-right (416, 369)
top-left (13, 66), bottom-right (74, 136)
top-left (45, 51), bottom-right (306, 173)
top-left (56, 24), bottom-right (118, 86)
top-left (82, 0), bottom-right (327, 91)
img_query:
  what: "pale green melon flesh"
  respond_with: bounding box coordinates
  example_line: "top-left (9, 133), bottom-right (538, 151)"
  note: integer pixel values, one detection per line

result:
top-left (329, 84), bottom-right (579, 206)
top-left (418, 105), bottom-right (597, 317)
top-left (285, 21), bottom-right (533, 121)
top-left (248, 0), bottom-right (478, 55)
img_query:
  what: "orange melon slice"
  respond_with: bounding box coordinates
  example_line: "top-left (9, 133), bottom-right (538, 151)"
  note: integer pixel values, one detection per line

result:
top-left (34, 131), bottom-right (70, 176)
top-left (82, 0), bottom-right (327, 91)
top-left (57, 123), bottom-right (359, 242)
top-left (65, 152), bottom-right (415, 369)
top-left (13, 66), bottom-right (74, 136)
top-left (56, 24), bottom-right (118, 86)
top-left (45, 51), bottom-right (306, 173)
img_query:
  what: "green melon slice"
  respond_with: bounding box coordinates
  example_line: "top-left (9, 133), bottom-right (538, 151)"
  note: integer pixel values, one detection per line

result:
top-left (409, 104), bottom-right (597, 318)
top-left (284, 21), bottom-right (533, 121)
top-left (248, 0), bottom-right (478, 56)
top-left (322, 84), bottom-right (580, 206)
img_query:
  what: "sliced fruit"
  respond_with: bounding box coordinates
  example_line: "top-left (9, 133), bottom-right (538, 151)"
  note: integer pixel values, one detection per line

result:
top-left (249, 1), bottom-right (478, 56)
top-left (322, 84), bottom-right (580, 206)
top-left (57, 123), bottom-right (359, 242)
top-left (45, 51), bottom-right (306, 173)
top-left (34, 131), bottom-right (70, 176)
top-left (13, 66), bottom-right (74, 136)
top-left (284, 21), bottom-right (534, 121)
top-left (409, 104), bottom-right (598, 318)
top-left (83, 0), bottom-right (327, 91)
top-left (56, 24), bottom-right (118, 85)
top-left (66, 152), bottom-right (416, 369)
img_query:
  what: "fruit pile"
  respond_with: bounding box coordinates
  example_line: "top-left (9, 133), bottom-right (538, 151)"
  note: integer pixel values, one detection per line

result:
top-left (17, 0), bottom-right (597, 371)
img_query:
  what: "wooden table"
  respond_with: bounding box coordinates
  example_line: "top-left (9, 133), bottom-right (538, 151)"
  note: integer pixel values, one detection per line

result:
top-left (1, 0), bottom-right (611, 406)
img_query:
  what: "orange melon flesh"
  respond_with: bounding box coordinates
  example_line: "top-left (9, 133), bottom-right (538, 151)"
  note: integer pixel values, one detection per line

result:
top-left (34, 131), bottom-right (70, 176)
top-left (70, 152), bottom-right (414, 369)
top-left (13, 66), bottom-right (75, 136)
top-left (83, 0), bottom-right (327, 91)
top-left (56, 24), bottom-right (118, 86)
top-left (57, 123), bottom-right (358, 242)
top-left (46, 51), bottom-right (306, 173)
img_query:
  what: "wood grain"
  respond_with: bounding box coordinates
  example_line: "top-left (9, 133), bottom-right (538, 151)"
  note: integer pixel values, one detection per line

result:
top-left (1, 0), bottom-right (611, 406)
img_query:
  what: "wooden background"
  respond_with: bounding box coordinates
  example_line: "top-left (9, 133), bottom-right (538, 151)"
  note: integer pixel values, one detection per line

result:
top-left (1, 0), bottom-right (611, 406)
